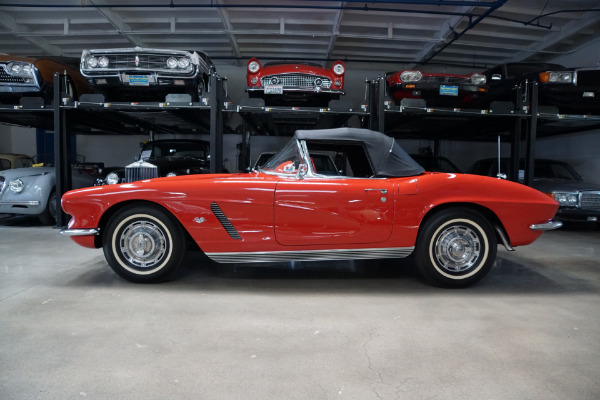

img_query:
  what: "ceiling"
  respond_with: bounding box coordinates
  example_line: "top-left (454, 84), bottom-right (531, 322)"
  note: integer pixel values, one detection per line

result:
top-left (1, 0), bottom-right (599, 72)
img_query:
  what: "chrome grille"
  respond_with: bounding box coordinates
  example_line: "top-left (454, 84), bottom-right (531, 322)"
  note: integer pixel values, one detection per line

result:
top-left (0, 65), bottom-right (26, 84)
top-left (86, 52), bottom-right (194, 75)
top-left (581, 191), bottom-right (600, 211)
top-left (210, 202), bottom-right (242, 240)
top-left (576, 69), bottom-right (600, 86)
top-left (261, 74), bottom-right (332, 88)
top-left (125, 161), bottom-right (158, 183)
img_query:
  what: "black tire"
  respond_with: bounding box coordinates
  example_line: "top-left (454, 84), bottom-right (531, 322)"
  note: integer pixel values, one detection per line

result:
top-left (38, 190), bottom-right (58, 225)
top-left (415, 208), bottom-right (497, 288)
top-left (103, 205), bottom-right (186, 283)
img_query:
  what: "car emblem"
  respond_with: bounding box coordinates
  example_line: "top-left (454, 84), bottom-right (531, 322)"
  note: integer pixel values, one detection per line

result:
top-left (135, 55), bottom-right (139, 67)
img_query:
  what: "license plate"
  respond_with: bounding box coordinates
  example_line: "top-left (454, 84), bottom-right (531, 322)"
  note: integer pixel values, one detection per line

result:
top-left (264, 85), bottom-right (283, 94)
top-left (440, 85), bottom-right (458, 96)
top-left (128, 75), bottom-right (150, 86)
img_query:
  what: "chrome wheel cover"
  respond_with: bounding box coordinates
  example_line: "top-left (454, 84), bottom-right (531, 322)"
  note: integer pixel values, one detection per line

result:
top-left (119, 220), bottom-right (167, 269)
top-left (434, 225), bottom-right (481, 273)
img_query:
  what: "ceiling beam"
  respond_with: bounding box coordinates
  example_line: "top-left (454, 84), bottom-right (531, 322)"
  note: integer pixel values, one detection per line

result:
top-left (89, 0), bottom-right (146, 47)
top-left (216, 0), bottom-right (242, 65)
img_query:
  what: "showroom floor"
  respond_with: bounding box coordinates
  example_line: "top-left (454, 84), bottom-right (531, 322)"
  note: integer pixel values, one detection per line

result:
top-left (1, 216), bottom-right (599, 400)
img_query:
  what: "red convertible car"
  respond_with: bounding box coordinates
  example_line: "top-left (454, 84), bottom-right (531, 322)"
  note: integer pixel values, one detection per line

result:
top-left (386, 69), bottom-right (488, 108)
top-left (60, 128), bottom-right (561, 287)
top-left (246, 58), bottom-right (345, 106)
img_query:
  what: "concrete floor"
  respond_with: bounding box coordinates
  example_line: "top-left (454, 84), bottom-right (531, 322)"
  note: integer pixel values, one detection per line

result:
top-left (1, 216), bottom-right (599, 400)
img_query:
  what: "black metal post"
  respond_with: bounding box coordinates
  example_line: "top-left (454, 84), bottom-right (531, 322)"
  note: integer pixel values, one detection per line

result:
top-left (209, 73), bottom-right (224, 173)
top-left (53, 73), bottom-right (72, 227)
top-left (509, 84), bottom-right (523, 182)
top-left (524, 82), bottom-right (539, 187)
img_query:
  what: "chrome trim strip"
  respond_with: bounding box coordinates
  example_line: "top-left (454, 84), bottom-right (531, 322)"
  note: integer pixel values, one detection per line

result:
top-left (0, 200), bottom-right (40, 206)
top-left (60, 228), bottom-right (100, 236)
top-left (530, 220), bottom-right (563, 231)
top-left (205, 247), bottom-right (414, 264)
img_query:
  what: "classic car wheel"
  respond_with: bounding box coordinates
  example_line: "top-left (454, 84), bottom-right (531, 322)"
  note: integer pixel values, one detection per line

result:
top-left (415, 209), bottom-right (497, 288)
top-left (38, 190), bottom-right (58, 225)
top-left (103, 206), bottom-right (186, 283)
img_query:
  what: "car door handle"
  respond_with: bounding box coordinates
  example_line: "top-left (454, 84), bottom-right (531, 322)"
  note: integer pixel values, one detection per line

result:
top-left (364, 188), bottom-right (388, 194)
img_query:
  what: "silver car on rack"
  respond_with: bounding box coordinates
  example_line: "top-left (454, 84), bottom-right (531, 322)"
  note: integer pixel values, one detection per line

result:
top-left (80, 46), bottom-right (216, 102)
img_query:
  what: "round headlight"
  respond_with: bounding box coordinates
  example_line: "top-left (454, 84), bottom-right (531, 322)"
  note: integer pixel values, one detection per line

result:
top-left (98, 56), bottom-right (109, 68)
top-left (178, 58), bottom-right (191, 69)
top-left (248, 60), bottom-right (260, 73)
top-left (106, 172), bottom-right (120, 185)
top-left (470, 73), bottom-right (486, 85)
top-left (86, 56), bottom-right (98, 68)
top-left (332, 63), bottom-right (345, 75)
top-left (9, 63), bottom-right (22, 74)
top-left (9, 179), bottom-right (24, 193)
top-left (166, 57), bottom-right (178, 69)
top-left (166, 172), bottom-right (177, 177)
top-left (22, 64), bottom-right (33, 74)
top-left (400, 70), bottom-right (423, 82)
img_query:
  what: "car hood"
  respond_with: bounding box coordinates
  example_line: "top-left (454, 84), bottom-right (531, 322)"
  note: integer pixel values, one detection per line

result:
top-left (0, 166), bottom-right (54, 180)
top-left (531, 178), bottom-right (600, 193)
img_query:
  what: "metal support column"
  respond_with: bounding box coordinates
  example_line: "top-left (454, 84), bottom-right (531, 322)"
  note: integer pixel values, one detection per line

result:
top-left (53, 73), bottom-right (72, 227)
top-left (368, 77), bottom-right (386, 133)
top-left (509, 85), bottom-right (523, 182)
top-left (524, 82), bottom-right (539, 187)
top-left (209, 73), bottom-right (224, 173)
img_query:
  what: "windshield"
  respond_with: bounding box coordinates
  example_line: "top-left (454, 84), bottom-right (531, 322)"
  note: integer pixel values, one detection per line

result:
top-left (141, 141), bottom-right (207, 160)
top-left (260, 139), bottom-right (300, 175)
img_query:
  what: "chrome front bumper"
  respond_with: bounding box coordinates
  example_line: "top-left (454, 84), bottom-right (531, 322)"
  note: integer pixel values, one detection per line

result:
top-left (60, 228), bottom-right (99, 236)
top-left (530, 220), bottom-right (563, 231)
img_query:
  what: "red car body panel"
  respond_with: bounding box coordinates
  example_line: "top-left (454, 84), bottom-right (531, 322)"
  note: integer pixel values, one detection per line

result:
top-left (62, 171), bottom-right (558, 254)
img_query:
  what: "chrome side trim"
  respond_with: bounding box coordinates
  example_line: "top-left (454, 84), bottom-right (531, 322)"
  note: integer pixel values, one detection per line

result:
top-left (205, 247), bottom-right (414, 264)
top-left (530, 220), bottom-right (563, 231)
top-left (210, 202), bottom-right (242, 240)
top-left (0, 200), bottom-right (40, 206)
top-left (60, 228), bottom-right (100, 236)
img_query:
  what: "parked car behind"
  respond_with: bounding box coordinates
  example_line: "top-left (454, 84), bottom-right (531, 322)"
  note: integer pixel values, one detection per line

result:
top-left (0, 53), bottom-right (90, 105)
top-left (0, 160), bottom-right (100, 224)
top-left (246, 58), bottom-right (345, 107)
top-left (0, 153), bottom-right (34, 171)
top-left (80, 47), bottom-right (216, 102)
top-left (483, 63), bottom-right (600, 115)
top-left (470, 157), bottom-right (600, 226)
top-left (410, 154), bottom-right (462, 173)
top-left (386, 69), bottom-right (487, 108)
top-left (97, 139), bottom-right (215, 185)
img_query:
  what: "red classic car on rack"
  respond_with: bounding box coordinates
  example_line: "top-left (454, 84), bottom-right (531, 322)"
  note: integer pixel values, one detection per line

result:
top-left (386, 69), bottom-right (488, 108)
top-left (60, 128), bottom-right (561, 288)
top-left (246, 58), bottom-right (345, 106)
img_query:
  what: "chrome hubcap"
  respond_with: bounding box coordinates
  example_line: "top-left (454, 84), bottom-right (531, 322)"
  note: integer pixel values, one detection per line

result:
top-left (120, 221), bottom-right (167, 269)
top-left (434, 225), bottom-right (481, 273)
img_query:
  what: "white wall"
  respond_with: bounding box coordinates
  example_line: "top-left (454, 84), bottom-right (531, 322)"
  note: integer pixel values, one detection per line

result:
top-left (0, 125), bottom-right (37, 157)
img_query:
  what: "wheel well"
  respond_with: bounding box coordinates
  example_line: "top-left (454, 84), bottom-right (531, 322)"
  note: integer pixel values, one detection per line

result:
top-left (94, 200), bottom-right (199, 251)
top-left (419, 203), bottom-right (507, 244)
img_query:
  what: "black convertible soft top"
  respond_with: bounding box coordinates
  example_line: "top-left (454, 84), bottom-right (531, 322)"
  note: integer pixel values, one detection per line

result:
top-left (295, 127), bottom-right (425, 177)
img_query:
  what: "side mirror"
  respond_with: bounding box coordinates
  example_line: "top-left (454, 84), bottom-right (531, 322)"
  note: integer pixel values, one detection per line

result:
top-left (296, 163), bottom-right (308, 179)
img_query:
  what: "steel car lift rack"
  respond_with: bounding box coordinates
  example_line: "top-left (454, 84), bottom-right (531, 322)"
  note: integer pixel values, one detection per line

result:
top-left (2, 72), bottom-right (599, 227)
top-left (362, 76), bottom-right (600, 188)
